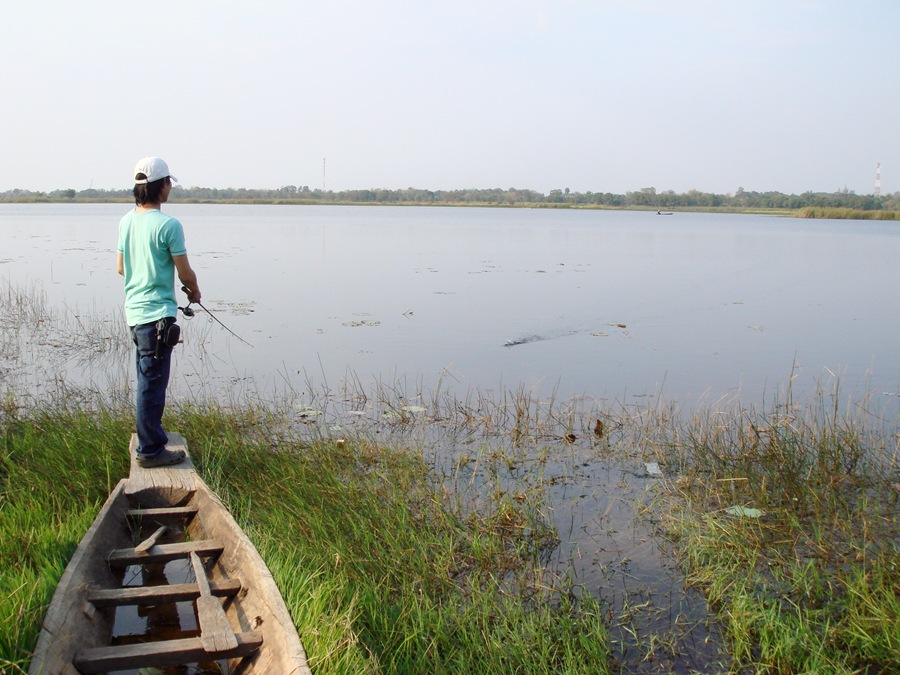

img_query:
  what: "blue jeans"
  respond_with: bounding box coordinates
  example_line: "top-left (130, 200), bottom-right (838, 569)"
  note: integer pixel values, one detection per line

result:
top-left (131, 320), bottom-right (174, 458)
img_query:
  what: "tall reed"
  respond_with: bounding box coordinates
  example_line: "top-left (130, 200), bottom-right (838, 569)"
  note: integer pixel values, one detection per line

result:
top-left (796, 206), bottom-right (899, 220)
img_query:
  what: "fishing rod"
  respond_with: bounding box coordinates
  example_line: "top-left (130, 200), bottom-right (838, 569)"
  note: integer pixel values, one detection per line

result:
top-left (179, 286), bottom-right (253, 347)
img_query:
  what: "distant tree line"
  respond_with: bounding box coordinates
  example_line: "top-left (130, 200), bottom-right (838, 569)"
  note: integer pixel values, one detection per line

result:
top-left (2, 185), bottom-right (898, 211)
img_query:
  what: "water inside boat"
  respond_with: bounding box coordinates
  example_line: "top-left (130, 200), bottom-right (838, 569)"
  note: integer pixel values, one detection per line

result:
top-left (110, 512), bottom-right (226, 674)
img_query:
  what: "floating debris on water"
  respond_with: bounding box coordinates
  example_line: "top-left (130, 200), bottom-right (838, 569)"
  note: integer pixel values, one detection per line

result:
top-left (343, 320), bottom-right (381, 327)
top-left (504, 335), bottom-right (544, 347)
top-left (293, 405), bottom-right (323, 419)
top-left (644, 462), bottom-right (664, 477)
top-left (212, 300), bottom-right (256, 316)
top-left (724, 505), bottom-right (764, 518)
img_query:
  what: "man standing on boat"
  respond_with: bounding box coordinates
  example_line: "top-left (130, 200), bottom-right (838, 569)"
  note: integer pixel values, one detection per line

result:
top-left (117, 157), bottom-right (201, 467)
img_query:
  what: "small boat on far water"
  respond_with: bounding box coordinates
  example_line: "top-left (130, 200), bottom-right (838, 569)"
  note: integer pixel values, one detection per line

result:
top-left (28, 433), bottom-right (310, 675)
top-left (656, 210), bottom-right (674, 215)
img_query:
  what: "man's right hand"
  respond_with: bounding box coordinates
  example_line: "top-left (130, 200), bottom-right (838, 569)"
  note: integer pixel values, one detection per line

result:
top-left (182, 285), bottom-right (202, 304)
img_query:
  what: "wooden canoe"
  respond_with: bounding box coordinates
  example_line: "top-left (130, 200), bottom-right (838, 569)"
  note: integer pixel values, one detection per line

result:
top-left (29, 432), bottom-right (311, 675)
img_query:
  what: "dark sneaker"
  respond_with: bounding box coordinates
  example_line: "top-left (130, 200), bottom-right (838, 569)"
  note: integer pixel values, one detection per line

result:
top-left (137, 447), bottom-right (187, 468)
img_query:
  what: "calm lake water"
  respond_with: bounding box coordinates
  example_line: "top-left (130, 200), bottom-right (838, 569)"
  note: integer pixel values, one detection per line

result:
top-left (2, 202), bottom-right (898, 412)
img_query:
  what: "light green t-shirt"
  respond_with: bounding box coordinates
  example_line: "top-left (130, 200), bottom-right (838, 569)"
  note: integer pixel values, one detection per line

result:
top-left (117, 209), bottom-right (187, 326)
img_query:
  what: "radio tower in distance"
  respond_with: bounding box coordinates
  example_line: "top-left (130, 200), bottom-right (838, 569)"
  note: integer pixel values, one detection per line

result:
top-left (874, 162), bottom-right (881, 196)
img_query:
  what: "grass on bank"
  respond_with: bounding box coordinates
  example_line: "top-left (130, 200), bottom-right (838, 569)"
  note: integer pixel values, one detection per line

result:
top-left (655, 395), bottom-right (900, 674)
top-left (0, 397), bottom-right (608, 674)
top-left (0, 400), bottom-right (132, 673)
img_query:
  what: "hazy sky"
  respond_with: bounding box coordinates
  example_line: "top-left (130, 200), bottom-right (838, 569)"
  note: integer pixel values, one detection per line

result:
top-left (3, 1), bottom-right (897, 195)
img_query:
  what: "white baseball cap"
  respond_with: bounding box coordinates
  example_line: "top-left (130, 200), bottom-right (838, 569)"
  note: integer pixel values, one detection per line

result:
top-left (133, 157), bottom-right (178, 184)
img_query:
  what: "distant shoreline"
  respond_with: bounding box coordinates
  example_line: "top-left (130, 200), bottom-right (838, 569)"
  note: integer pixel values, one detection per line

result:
top-left (2, 198), bottom-right (898, 220)
top-left (2, 184), bottom-right (897, 215)
top-left (0, 197), bottom-right (792, 215)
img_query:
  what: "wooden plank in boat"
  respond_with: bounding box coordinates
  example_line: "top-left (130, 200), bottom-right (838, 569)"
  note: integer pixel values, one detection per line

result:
top-left (126, 505), bottom-right (199, 524)
top-left (191, 551), bottom-right (239, 652)
top-left (125, 432), bottom-right (196, 507)
top-left (88, 579), bottom-right (242, 607)
top-left (73, 631), bottom-right (263, 673)
top-left (107, 539), bottom-right (224, 566)
top-left (134, 525), bottom-right (167, 553)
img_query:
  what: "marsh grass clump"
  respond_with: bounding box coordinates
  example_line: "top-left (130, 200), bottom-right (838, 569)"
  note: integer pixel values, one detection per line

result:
top-left (0, 281), bottom-right (131, 409)
top-left (0, 280), bottom-right (127, 359)
top-left (176, 402), bottom-right (608, 673)
top-left (656, 395), bottom-right (900, 673)
top-left (796, 206), bottom-right (899, 220)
